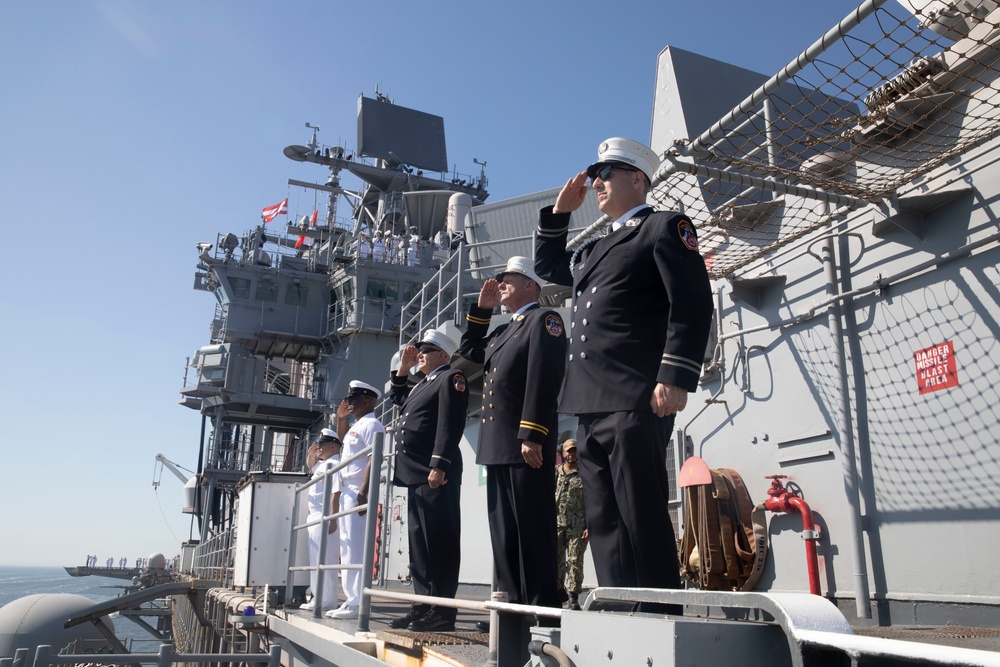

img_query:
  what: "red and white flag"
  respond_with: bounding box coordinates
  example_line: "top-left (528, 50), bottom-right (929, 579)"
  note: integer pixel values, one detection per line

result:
top-left (261, 197), bottom-right (288, 223)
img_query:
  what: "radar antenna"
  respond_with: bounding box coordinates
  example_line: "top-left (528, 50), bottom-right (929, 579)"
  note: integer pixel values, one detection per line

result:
top-left (473, 158), bottom-right (488, 190)
top-left (305, 122), bottom-right (320, 151)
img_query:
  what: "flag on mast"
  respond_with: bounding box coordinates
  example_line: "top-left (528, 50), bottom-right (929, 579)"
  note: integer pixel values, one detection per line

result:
top-left (262, 198), bottom-right (288, 223)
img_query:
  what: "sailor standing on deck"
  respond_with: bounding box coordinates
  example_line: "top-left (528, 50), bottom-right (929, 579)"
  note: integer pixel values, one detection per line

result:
top-left (407, 226), bottom-right (420, 267)
top-left (534, 137), bottom-right (714, 606)
top-left (388, 327), bottom-right (468, 632)
top-left (326, 381), bottom-right (384, 620)
top-left (372, 230), bottom-right (386, 262)
top-left (458, 256), bottom-right (566, 611)
top-left (301, 430), bottom-right (342, 613)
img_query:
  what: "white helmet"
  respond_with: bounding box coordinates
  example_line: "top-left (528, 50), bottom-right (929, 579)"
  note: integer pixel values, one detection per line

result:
top-left (418, 327), bottom-right (459, 358)
top-left (495, 256), bottom-right (543, 287)
top-left (586, 137), bottom-right (660, 183)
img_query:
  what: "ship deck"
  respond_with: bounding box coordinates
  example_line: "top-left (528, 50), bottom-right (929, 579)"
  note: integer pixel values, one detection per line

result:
top-left (278, 595), bottom-right (495, 666)
top-left (271, 590), bottom-right (1000, 666)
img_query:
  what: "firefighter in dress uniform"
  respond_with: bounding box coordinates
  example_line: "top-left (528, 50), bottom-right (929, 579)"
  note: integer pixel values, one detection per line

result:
top-left (458, 256), bottom-right (567, 611)
top-left (388, 327), bottom-right (468, 632)
top-left (534, 137), bottom-right (714, 607)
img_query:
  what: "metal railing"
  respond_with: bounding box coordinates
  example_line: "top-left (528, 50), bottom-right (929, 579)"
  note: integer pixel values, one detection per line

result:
top-left (322, 231), bottom-right (559, 345)
top-left (2, 644), bottom-right (281, 667)
top-left (190, 528), bottom-right (234, 583)
top-left (396, 232), bottom-right (557, 347)
top-left (285, 432), bottom-right (384, 630)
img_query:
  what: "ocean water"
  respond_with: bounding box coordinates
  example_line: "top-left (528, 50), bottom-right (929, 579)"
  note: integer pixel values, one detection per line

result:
top-left (0, 566), bottom-right (166, 651)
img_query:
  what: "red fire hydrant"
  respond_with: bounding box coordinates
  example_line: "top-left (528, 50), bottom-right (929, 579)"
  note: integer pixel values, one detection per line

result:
top-left (763, 475), bottom-right (822, 595)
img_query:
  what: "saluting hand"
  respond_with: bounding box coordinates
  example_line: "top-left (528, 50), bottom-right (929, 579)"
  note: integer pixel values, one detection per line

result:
top-left (553, 172), bottom-right (589, 214)
top-left (521, 440), bottom-right (543, 469)
top-left (399, 345), bottom-right (419, 370)
top-left (337, 399), bottom-right (351, 420)
top-left (650, 382), bottom-right (688, 418)
top-left (478, 278), bottom-right (501, 310)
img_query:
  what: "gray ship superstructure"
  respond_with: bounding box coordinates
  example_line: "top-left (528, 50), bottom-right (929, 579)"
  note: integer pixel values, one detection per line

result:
top-left (178, 93), bottom-right (493, 553)
top-left (6, 2), bottom-right (1000, 667)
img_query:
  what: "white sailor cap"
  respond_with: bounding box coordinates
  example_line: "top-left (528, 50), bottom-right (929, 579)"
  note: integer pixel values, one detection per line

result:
top-left (418, 327), bottom-right (459, 358)
top-left (319, 427), bottom-right (340, 443)
top-left (495, 256), bottom-right (543, 288)
top-left (586, 137), bottom-right (661, 183)
top-left (374, 230), bottom-right (383, 237)
top-left (347, 380), bottom-right (381, 400)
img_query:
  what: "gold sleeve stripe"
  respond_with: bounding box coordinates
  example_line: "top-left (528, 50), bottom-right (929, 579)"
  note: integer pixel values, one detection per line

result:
top-left (466, 314), bottom-right (492, 325)
top-left (431, 454), bottom-right (452, 464)
top-left (519, 421), bottom-right (549, 436)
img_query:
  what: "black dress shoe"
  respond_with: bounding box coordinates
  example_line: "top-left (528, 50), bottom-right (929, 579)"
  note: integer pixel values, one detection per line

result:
top-left (408, 610), bottom-right (455, 632)
top-left (388, 608), bottom-right (425, 629)
top-left (475, 620), bottom-right (490, 632)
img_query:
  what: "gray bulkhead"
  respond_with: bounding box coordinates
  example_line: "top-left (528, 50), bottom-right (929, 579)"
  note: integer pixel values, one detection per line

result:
top-left (652, 43), bottom-right (1000, 623)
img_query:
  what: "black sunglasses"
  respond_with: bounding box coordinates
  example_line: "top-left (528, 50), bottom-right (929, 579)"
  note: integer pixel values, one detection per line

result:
top-left (589, 164), bottom-right (639, 182)
top-left (418, 347), bottom-right (442, 355)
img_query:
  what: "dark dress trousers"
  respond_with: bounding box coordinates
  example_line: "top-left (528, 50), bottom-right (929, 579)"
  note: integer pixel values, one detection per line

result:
top-left (390, 365), bottom-right (469, 621)
top-left (459, 303), bottom-right (567, 606)
top-left (534, 205), bottom-right (714, 592)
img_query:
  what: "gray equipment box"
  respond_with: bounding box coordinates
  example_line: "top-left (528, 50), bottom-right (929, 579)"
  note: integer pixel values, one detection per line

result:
top-left (233, 473), bottom-right (311, 588)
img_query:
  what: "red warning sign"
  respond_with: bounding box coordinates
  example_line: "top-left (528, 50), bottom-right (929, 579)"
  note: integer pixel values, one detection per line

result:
top-left (914, 341), bottom-right (959, 395)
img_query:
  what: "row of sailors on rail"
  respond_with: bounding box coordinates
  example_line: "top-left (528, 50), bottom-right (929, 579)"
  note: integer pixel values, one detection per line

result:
top-left (348, 227), bottom-right (428, 267)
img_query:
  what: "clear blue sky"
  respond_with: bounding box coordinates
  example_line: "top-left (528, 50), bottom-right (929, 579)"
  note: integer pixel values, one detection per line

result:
top-left (0, 1), bottom-right (859, 567)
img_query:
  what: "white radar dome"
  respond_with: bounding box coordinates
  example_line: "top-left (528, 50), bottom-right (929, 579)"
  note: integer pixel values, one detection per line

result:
top-left (147, 553), bottom-right (167, 571)
top-left (0, 594), bottom-right (115, 659)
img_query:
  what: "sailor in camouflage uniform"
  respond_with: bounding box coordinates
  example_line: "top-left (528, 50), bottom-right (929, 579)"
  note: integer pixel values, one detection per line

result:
top-left (554, 438), bottom-right (587, 610)
top-left (535, 137), bottom-right (713, 600)
top-left (388, 326), bottom-right (468, 632)
top-left (459, 256), bottom-right (567, 609)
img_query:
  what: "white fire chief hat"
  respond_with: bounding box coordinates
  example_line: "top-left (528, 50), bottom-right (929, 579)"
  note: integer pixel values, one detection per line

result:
top-left (495, 256), bottom-right (543, 288)
top-left (418, 327), bottom-right (459, 358)
top-left (586, 137), bottom-right (661, 183)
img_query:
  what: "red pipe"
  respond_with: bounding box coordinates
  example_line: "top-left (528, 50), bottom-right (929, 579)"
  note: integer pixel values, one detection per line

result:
top-left (763, 475), bottom-right (822, 596)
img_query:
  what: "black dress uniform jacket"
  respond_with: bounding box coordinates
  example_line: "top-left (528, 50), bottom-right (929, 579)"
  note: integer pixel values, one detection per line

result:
top-left (459, 302), bottom-right (566, 608)
top-left (388, 364), bottom-right (468, 623)
top-left (459, 303), bottom-right (567, 464)
top-left (535, 203), bottom-right (713, 601)
top-left (534, 205), bottom-right (713, 414)
top-left (389, 365), bottom-right (468, 485)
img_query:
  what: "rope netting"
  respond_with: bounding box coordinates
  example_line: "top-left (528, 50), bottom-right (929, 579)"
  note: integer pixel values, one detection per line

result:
top-left (650, 0), bottom-right (1000, 278)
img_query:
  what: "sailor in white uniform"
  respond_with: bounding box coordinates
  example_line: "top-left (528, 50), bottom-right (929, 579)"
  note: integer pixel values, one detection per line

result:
top-left (301, 430), bottom-right (342, 613)
top-left (326, 381), bottom-right (385, 619)
top-left (407, 226), bottom-right (420, 267)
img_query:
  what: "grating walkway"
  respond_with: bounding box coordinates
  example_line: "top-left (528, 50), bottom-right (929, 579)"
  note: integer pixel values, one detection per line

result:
top-left (854, 626), bottom-right (1000, 653)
